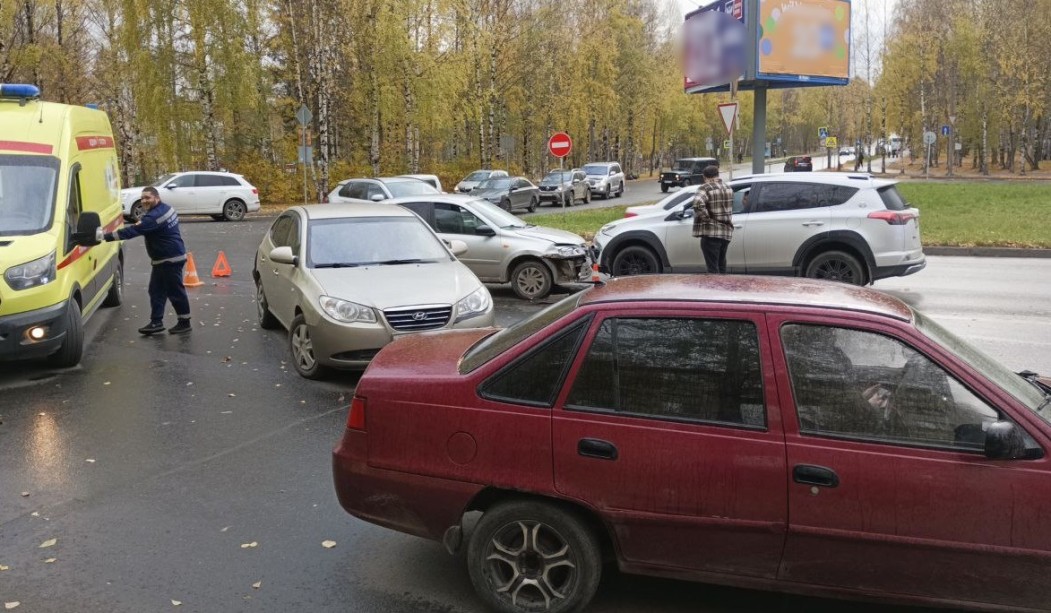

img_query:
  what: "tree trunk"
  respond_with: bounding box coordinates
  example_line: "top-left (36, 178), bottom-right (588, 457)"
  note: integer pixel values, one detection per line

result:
top-left (402, 61), bottom-right (418, 172)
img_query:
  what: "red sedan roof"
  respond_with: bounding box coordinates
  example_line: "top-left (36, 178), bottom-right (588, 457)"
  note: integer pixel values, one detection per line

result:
top-left (579, 275), bottom-right (913, 322)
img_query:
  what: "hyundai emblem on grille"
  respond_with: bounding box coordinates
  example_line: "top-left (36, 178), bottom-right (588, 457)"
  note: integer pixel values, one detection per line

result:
top-left (412, 311), bottom-right (426, 321)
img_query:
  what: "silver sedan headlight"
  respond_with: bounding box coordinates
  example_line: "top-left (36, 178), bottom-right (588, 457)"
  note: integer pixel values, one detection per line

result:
top-left (455, 286), bottom-right (492, 322)
top-left (319, 296), bottom-right (377, 324)
top-left (551, 245), bottom-right (587, 258)
top-left (4, 251), bottom-right (56, 290)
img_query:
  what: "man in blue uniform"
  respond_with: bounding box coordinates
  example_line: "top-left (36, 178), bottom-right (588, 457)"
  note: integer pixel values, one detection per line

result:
top-left (102, 187), bottom-right (192, 335)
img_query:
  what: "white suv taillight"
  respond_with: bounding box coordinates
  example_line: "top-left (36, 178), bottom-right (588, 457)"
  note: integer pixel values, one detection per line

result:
top-left (867, 211), bottom-right (916, 225)
top-left (347, 396), bottom-right (366, 431)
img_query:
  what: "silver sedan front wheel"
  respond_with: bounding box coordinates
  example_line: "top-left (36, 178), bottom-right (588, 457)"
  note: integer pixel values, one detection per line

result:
top-left (289, 314), bottom-right (326, 379)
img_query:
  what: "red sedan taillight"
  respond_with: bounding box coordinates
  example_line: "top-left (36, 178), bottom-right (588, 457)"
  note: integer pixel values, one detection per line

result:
top-left (347, 396), bottom-right (366, 431)
top-left (251, 188), bottom-right (258, 195)
top-left (867, 211), bottom-right (917, 225)
top-left (624, 211), bottom-right (637, 218)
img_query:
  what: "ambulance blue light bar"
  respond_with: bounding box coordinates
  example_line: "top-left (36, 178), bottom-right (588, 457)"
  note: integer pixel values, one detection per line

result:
top-left (0, 84), bottom-right (41, 98)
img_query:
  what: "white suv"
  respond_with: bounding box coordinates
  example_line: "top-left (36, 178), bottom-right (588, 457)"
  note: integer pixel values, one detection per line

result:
top-left (122, 171), bottom-right (260, 221)
top-left (583, 162), bottom-right (625, 199)
top-left (592, 173), bottom-right (925, 286)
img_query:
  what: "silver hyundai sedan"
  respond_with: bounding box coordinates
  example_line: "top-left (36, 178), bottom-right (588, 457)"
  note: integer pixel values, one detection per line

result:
top-left (253, 203), bottom-right (495, 378)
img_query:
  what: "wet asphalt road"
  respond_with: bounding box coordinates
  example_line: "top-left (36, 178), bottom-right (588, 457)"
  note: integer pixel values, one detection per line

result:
top-left (2, 214), bottom-right (1048, 612)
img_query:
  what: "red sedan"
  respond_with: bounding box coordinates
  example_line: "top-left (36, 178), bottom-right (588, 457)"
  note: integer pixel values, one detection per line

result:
top-left (333, 275), bottom-right (1051, 613)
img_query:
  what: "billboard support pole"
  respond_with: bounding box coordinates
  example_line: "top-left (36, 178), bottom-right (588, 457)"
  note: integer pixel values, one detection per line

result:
top-left (752, 85), bottom-right (767, 175)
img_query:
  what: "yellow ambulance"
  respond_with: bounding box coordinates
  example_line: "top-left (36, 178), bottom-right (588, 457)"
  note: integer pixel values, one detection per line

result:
top-left (0, 84), bottom-right (124, 367)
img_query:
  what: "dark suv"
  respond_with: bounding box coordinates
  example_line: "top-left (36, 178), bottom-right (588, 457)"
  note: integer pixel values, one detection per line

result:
top-left (784, 156), bottom-right (813, 172)
top-left (660, 157), bottom-right (718, 192)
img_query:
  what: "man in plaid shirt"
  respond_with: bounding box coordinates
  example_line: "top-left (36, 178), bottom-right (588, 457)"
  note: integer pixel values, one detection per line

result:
top-left (692, 165), bottom-right (734, 273)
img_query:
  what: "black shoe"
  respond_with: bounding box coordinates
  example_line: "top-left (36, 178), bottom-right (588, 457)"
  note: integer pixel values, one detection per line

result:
top-left (138, 321), bottom-right (165, 335)
top-left (168, 319), bottom-right (192, 335)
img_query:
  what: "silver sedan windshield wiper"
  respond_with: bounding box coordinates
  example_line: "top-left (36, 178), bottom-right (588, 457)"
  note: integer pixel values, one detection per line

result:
top-left (373, 258), bottom-right (435, 265)
top-left (313, 262), bottom-right (362, 268)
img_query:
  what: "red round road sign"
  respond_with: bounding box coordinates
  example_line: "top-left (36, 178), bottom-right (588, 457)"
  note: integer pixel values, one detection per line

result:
top-left (548, 132), bottom-right (572, 158)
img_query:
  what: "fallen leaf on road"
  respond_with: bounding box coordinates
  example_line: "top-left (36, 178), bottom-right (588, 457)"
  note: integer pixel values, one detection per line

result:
top-left (20, 492), bottom-right (28, 497)
top-left (240, 542), bottom-right (258, 549)
top-left (103, 381), bottom-right (111, 386)
top-left (30, 512), bottom-right (39, 517)
top-left (321, 540), bottom-right (336, 549)
top-left (85, 459), bottom-right (96, 463)
top-left (220, 411), bottom-right (233, 414)
top-left (220, 526), bottom-right (230, 532)
top-left (0, 565), bottom-right (9, 571)
top-left (171, 600), bottom-right (182, 606)
top-left (228, 393), bottom-right (236, 397)
top-left (43, 558), bottom-right (56, 564)
top-left (5, 602), bottom-right (20, 610)
top-left (39, 538), bottom-right (56, 548)
top-left (222, 356), bottom-right (232, 363)
top-left (252, 581), bottom-right (262, 589)
top-left (186, 382), bottom-right (194, 386)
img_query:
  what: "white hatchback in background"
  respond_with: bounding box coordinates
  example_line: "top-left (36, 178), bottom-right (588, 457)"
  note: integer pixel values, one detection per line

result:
top-left (327, 177), bottom-right (440, 204)
top-left (398, 174), bottom-right (443, 192)
top-left (593, 172), bottom-right (925, 286)
top-left (454, 169), bottom-right (508, 194)
top-left (624, 185), bottom-right (701, 218)
top-left (122, 171), bottom-right (260, 221)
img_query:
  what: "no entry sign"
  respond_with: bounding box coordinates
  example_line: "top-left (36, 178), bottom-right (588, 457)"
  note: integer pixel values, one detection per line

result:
top-left (548, 132), bottom-right (572, 158)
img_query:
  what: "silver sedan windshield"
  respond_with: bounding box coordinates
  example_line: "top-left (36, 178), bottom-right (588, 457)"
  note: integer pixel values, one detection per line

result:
top-left (307, 217), bottom-right (450, 267)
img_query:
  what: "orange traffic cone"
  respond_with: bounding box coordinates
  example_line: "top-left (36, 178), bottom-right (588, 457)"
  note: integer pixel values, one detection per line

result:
top-left (183, 253), bottom-right (204, 288)
top-left (211, 250), bottom-right (232, 278)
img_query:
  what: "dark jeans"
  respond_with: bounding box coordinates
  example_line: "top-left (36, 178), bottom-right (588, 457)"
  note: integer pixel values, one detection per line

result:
top-left (148, 261), bottom-right (191, 322)
top-left (700, 237), bottom-right (730, 274)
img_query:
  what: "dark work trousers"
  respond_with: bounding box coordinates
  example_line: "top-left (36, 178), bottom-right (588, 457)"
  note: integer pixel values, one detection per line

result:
top-left (148, 261), bottom-right (191, 322)
top-left (700, 237), bottom-right (730, 274)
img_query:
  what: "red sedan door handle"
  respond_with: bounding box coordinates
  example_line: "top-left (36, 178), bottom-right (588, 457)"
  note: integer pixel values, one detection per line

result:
top-left (793, 464), bottom-right (839, 488)
top-left (578, 438), bottom-right (618, 461)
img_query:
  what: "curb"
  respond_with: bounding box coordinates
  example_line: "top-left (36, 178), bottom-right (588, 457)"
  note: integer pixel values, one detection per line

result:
top-left (925, 246), bottom-right (1051, 258)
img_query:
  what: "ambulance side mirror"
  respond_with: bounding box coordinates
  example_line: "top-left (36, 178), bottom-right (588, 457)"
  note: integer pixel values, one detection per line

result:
top-left (73, 212), bottom-right (102, 246)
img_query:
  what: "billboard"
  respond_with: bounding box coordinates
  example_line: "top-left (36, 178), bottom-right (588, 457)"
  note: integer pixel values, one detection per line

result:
top-left (757, 0), bottom-right (851, 81)
top-left (684, 6), bottom-right (747, 91)
top-left (684, 0), bottom-right (850, 92)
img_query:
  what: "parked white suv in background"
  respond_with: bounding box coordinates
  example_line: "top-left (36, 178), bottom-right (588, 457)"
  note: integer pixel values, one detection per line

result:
top-left (583, 162), bottom-right (625, 199)
top-left (592, 173), bottom-right (925, 286)
top-left (122, 171), bottom-right (260, 221)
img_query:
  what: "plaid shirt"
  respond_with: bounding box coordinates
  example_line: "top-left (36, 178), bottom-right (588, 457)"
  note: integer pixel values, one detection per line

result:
top-left (692, 179), bottom-right (734, 240)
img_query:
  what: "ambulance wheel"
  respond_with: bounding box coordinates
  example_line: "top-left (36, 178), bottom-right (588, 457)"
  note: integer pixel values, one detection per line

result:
top-left (48, 299), bottom-right (84, 368)
top-left (222, 199), bottom-right (247, 221)
top-left (101, 258), bottom-right (124, 308)
top-left (130, 201), bottom-right (145, 221)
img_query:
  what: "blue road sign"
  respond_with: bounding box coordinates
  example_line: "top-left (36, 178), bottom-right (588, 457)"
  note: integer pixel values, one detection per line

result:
top-left (942, 125), bottom-right (950, 136)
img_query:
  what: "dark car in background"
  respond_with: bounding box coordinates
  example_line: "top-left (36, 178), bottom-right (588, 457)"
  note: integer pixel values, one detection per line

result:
top-left (538, 169), bottom-right (591, 207)
top-left (784, 156), bottom-right (814, 172)
top-left (333, 274), bottom-right (1051, 613)
top-left (660, 157), bottom-right (718, 192)
top-left (470, 176), bottom-right (540, 213)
